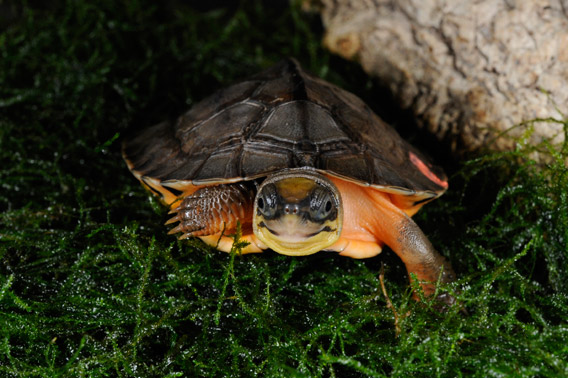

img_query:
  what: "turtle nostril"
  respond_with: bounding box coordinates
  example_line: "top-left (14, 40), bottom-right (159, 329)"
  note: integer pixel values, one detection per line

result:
top-left (284, 204), bottom-right (300, 214)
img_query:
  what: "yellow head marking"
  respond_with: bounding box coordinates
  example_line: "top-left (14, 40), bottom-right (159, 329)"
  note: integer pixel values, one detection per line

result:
top-left (275, 177), bottom-right (316, 203)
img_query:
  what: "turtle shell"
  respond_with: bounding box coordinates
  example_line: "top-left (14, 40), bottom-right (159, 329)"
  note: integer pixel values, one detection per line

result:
top-left (123, 58), bottom-right (448, 206)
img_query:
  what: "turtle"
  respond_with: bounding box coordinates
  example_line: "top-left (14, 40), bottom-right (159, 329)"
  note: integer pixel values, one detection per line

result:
top-left (122, 58), bottom-right (456, 299)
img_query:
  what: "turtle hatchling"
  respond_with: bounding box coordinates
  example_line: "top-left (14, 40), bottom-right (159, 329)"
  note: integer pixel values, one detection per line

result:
top-left (123, 58), bottom-right (456, 298)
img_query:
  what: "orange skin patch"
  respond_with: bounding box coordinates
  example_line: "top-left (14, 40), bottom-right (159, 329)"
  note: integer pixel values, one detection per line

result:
top-left (140, 176), bottom-right (199, 208)
top-left (326, 176), bottom-right (405, 259)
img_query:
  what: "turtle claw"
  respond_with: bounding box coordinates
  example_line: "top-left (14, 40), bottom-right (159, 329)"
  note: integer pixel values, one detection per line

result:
top-left (169, 224), bottom-right (203, 239)
top-left (436, 292), bottom-right (456, 306)
top-left (167, 224), bottom-right (184, 235)
top-left (431, 292), bottom-right (457, 313)
top-left (168, 204), bottom-right (183, 214)
top-left (166, 211), bottom-right (206, 237)
top-left (179, 233), bottom-right (193, 240)
top-left (165, 215), bottom-right (180, 225)
top-left (431, 291), bottom-right (468, 315)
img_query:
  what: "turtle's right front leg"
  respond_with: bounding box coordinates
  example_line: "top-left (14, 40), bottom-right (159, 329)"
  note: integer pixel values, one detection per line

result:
top-left (166, 183), bottom-right (255, 239)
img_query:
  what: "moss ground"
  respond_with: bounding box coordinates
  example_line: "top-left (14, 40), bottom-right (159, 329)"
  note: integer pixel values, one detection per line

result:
top-left (1, 1), bottom-right (567, 377)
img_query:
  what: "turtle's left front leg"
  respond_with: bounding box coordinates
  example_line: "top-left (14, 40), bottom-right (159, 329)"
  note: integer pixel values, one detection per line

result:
top-left (368, 192), bottom-right (456, 302)
top-left (393, 216), bottom-right (456, 301)
top-left (166, 183), bottom-right (255, 239)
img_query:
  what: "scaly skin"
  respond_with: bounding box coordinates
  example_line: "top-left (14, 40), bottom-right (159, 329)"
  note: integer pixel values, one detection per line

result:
top-left (166, 183), bottom-right (254, 238)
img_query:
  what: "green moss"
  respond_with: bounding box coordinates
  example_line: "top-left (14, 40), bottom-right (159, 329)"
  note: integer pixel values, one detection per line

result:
top-left (1, 1), bottom-right (567, 377)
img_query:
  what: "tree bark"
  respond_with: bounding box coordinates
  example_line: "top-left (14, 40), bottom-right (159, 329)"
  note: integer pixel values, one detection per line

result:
top-left (307, 0), bottom-right (568, 159)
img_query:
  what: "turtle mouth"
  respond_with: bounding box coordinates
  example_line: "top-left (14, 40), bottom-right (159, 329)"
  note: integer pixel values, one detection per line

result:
top-left (256, 217), bottom-right (339, 255)
top-left (252, 169), bottom-right (343, 256)
top-left (260, 221), bottom-right (334, 239)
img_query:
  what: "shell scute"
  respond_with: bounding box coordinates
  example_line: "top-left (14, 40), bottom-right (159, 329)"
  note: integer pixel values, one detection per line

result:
top-left (178, 101), bottom-right (264, 155)
top-left (176, 80), bottom-right (261, 134)
top-left (240, 146), bottom-right (291, 179)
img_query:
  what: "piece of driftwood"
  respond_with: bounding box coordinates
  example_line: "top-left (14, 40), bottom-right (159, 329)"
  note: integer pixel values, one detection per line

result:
top-left (306, 0), bottom-right (567, 158)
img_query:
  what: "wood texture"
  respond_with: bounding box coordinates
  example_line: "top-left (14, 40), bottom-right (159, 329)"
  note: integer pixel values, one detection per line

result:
top-left (309, 0), bottom-right (568, 158)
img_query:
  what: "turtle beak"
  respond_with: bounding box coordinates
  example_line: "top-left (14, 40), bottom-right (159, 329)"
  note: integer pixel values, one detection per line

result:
top-left (252, 169), bottom-right (343, 256)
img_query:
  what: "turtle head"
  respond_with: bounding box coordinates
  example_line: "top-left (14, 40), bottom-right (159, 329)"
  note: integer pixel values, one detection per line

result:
top-left (253, 168), bottom-right (343, 256)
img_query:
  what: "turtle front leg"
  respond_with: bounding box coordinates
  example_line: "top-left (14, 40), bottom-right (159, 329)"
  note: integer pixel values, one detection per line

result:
top-left (166, 183), bottom-right (255, 239)
top-left (327, 175), bottom-right (455, 302)
top-left (393, 216), bottom-right (456, 301)
top-left (360, 189), bottom-right (456, 302)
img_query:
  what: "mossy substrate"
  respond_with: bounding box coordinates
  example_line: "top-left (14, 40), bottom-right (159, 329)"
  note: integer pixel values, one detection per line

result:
top-left (1, 1), bottom-right (567, 377)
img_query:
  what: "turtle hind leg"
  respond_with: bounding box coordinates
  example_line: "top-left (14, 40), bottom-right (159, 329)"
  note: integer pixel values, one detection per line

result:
top-left (166, 182), bottom-right (255, 239)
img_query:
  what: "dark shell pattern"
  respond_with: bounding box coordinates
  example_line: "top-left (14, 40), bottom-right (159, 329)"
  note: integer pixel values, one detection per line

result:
top-left (123, 58), bottom-right (448, 201)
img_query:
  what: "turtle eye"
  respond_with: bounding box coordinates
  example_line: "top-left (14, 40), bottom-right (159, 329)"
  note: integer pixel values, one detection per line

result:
top-left (257, 197), bottom-right (265, 210)
top-left (309, 187), bottom-right (335, 222)
top-left (257, 184), bottom-right (278, 219)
